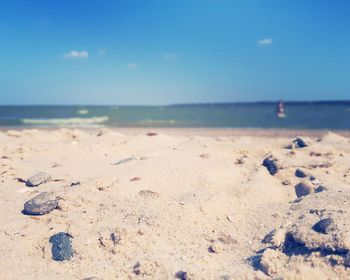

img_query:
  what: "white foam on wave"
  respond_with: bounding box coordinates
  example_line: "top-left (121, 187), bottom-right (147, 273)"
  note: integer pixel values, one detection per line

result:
top-left (21, 116), bottom-right (109, 127)
top-left (78, 109), bottom-right (89, 115)
top-left (139, 119), bottom-right (176, 125)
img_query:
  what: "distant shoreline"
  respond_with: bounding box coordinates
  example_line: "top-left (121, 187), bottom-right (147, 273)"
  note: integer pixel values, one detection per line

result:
top-left (1, 127), bottom-right (350, 137)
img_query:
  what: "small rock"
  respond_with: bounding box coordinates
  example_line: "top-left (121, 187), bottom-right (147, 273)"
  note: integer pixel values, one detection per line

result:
top-left (235, 156), bottom-right (247, 164)
top-left (295, 181), bottom-right (314, 197)
top-left (96, 130), bottom-right (103, 137)
top-left (281, 179), bottom-right (291, 186)
top-left (262, 156), bottom-right (279, 175)
top-left (26, 172), bottom-right (52, 187)
top-left (292, 137), bottom-right (308, 148)
top-left (146, 132), bottom-right (158, 136)
top-left (309, 175), bottom-right (316, 181)
top-left (199, 154), bottom-right (209, 159)
top-left (23, 192), bottom-right (58, 215)
top-left (113, 157), bottom-right (136, 165)
top-left (208, 243), bottom-right (223, 253)
top-left (175, 271), bottom-right (193, 280)
top-left (110, 232), bottom-right (121, 246)
top-left (130, 177), bottom-right (141, 182)
top-left (49, 232), bottom-right (74, 261)
top-left (312, 218), bottom-right (334, 234)
top-left (138, 190), bottom-right (160, 199)
top-left (315, 185), bottom-right (327, 193)
top-left (70, 181), bottom-right (81, 187)
top-left (295, 168), bottom-right (307, 178)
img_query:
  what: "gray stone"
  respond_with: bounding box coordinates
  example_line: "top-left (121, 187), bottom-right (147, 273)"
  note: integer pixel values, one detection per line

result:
top-left (292, 137), bottom-right (308, 148)
top-left (175, 271), bottom-right (192, 280)
top-left (49, 232), bottom-right (74, 261)
top-left (295, 168), bottom-right (307, 178)
top-left (312, 218), bottom-right (334, 234)
top-left (23, 192), bottom-right (58, 215)
top-left (262, 156), bottom-right (278, 175)
top-left (295, 181), bottom-right (314, 197)
top-left (315, 185), bottom-right (327, 193)
top-left (26, 172), bottom-right (51, 187)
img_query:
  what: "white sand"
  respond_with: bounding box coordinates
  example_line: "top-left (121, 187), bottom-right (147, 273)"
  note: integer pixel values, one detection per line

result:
top-left (0, 129), bottom-right (350, 279)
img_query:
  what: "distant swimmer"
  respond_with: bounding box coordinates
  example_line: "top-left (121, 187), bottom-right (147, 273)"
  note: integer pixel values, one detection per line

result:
top-left (276, 100), bottom-right (286, 118)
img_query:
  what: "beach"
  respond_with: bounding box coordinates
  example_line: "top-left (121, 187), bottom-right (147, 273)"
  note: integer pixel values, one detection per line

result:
top-left (1, 128), bottom-right (350, 279)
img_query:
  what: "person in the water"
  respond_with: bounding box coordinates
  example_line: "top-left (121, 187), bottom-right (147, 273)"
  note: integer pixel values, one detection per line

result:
top-left (277, 100), bottom-right (286, 118)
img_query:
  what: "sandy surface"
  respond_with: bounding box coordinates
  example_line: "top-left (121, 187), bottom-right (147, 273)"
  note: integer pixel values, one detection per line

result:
top-left (1, 128), bottom-right (350, 279)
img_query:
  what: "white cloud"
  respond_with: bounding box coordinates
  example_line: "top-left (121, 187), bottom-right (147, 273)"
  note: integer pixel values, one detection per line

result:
top-left (64, 50), bottom-right (89, 59)
top-left (257, 38), bottom-right (273, 45)
top-left (163, 53), bottom-right (177, 59)
top-left (98, 49), bottom-right (107, 55)
top-left (127, 63), bottom-right (136, 69)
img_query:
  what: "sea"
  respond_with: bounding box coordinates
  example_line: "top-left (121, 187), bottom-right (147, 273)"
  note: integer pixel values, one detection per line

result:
top-left (0, 102), bottom-right (349, 129)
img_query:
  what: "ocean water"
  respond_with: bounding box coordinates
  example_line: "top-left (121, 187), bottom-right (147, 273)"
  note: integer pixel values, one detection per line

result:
top-left (0, 102), bottom-right (349, 129)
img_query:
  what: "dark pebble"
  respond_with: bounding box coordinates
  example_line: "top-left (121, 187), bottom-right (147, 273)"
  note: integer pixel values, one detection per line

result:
top-left (49, 232), bottom-right (74, 261)
top-left (295, 168), bottom-right (307, 178)
top-left (262, 156), bottom-right (278, 175)
top-left (295, 181), bottom-right (314, 197)
top-left (175, 271), bottom-right (191, 280)
top-left (23, 192), bottom-right (58, 215)
top-left (26, 172), bottom-right (51, 187)
top-left (315, 185), bottom-right (327, 193)
top-left (293, 137), bottom-right (308, 148)
top-left (312, 218), bottom-right (334, 234)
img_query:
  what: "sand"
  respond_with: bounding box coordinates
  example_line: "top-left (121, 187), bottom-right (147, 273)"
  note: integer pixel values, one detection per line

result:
top-left (0, 128), bottom-right (350, 279)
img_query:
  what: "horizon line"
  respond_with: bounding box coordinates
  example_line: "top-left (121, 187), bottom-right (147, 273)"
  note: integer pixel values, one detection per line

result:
top-left (0, 100), bottom-right (350, 107)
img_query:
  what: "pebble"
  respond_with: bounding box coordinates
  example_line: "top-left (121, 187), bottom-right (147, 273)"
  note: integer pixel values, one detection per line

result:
top-left (312, 218), bottom-right (334, 234)
top-left (295, 168), bottom-right (307, 178)
top-left (23, 192), bottom-right (58, 215)
top-left (138, 190), bottom-right (160, 199)
top-left (262, 156), bottom-right (279, 175)
top-left (26, 172), bottom-right (52, 187)
top-left (315, 185), bottom-right (327, 193)
top-left (70, 181), bottom-right (81, 187)
top-left (292, 137), bottom-right (308, 148)
top-left (113, 157), bottom-right (136, 165)
top-left (295, 181), bottom-right (314, 197)
top-left (282, 179), bottom-right (291, 186)
top-left (208, 243), bottom-right (223, 253)
top-left (49, 232), bottom-right (74, 261)
top-left (175, 271), bottom-right (193, 280)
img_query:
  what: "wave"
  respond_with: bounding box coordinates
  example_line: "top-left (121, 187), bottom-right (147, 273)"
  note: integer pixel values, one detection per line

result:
top-left (77, 109), bottom-right (89, 115)
top-left (21, 116), bottom-right (109, 127)
top-left (139, 119), bottom-right (176, 125)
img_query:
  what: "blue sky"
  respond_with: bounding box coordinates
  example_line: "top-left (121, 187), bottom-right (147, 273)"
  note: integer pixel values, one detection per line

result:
top-left (0, 0), bottom-right (349, 105)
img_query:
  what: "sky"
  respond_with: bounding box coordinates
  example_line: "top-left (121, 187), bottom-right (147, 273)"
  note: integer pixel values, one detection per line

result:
top-left (0, 0), bottom-right (349, 105)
